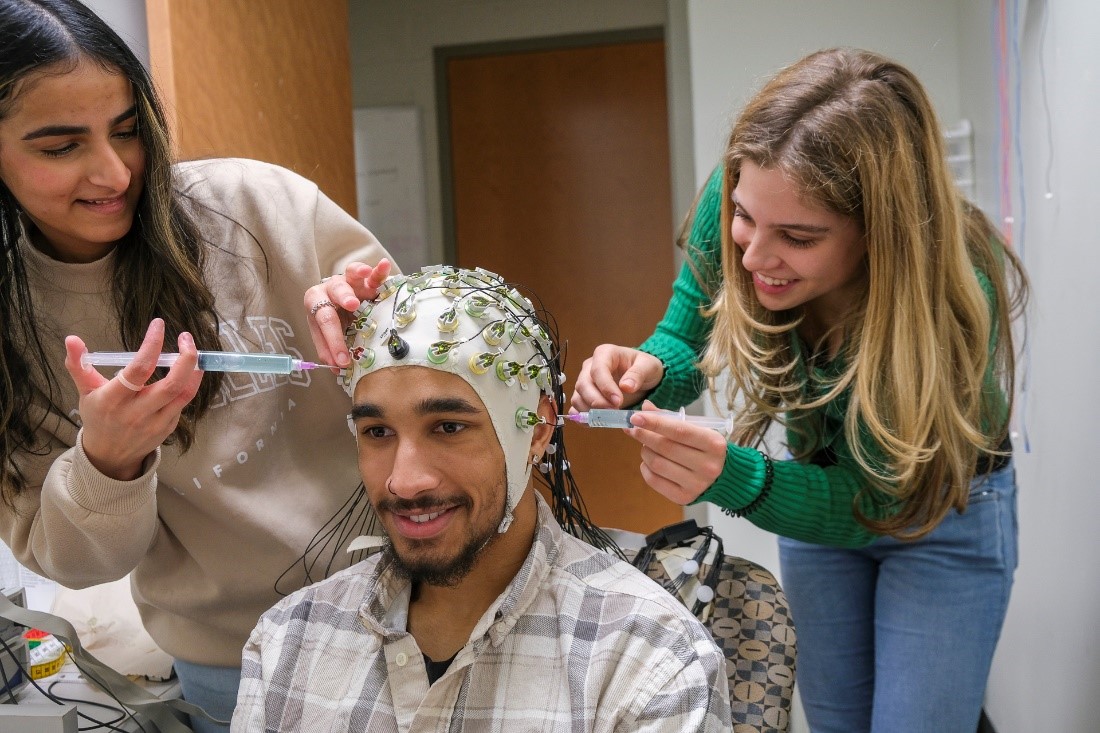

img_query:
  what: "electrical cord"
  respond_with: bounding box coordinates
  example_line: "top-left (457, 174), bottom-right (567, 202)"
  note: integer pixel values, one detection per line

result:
top-left (630, 519), bottom-right (724, 619)
top-left (0, 634), bottom-right (137, 732)
top-left (274, 480), bottom-right (382, 596)
top-left (47, 680), bottom-right (131, 731)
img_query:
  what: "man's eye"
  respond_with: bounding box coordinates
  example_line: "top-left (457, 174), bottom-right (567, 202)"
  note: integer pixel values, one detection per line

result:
top-left (437, 422), bottom-right (467, 435)
top-left (361, 425), bottom-right (392, 439)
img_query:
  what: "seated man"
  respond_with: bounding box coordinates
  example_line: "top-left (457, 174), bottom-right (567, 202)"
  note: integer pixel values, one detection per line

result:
top-left (232, 266), bottom-right (731, 732)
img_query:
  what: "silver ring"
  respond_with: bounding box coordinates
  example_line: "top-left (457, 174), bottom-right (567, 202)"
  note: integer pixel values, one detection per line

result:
top-left (116, 372), bottom-right (144, 392)
top-left (320, 276), bottom-right (333, 283)
top-left (310, 299), bottom-right (336, 317)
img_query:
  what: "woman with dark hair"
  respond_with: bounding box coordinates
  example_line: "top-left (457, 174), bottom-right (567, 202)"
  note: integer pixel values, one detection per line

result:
top-left (0, 0), bottom-right (392, 729)
top-left (572, 48), bottom-right (1028, 732)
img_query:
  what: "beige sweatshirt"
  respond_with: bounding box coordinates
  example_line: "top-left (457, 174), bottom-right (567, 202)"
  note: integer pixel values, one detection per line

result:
top-left (3, 158), bottom-right (394, 666)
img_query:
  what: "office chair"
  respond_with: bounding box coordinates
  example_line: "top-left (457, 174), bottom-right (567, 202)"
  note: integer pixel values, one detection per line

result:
top-left (628, 522), bottom-right (797, 733)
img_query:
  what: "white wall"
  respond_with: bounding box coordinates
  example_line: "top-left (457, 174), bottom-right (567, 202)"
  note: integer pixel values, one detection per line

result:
top-left (684, 0), bottom-right (963, 191)
top-left (958, 1), bottom-right (1100, 731)
top-left (83, 0), bottom-right (149, 69)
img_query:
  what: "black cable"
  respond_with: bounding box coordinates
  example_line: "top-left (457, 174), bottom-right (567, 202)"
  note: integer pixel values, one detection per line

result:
top-left (274, 481), bottom-right (382, 596)
top-left (0, 634), bottom-right (19, 704)
top-left (48, 680), bottom-right (130, 730)
top-left (61, 650), bottom-right (149, 733)
top-left (0, 635), bottom-right (135, 732)
top-left (628, 521), bottom-right (725, 619)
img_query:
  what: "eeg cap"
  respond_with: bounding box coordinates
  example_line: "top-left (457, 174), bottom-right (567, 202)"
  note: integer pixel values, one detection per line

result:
top-left (342, 265), bottom-right (557, 533)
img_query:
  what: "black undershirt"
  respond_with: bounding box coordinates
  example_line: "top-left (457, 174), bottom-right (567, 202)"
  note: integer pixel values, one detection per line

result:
top-left (423, 651), bottom-right (459, 685)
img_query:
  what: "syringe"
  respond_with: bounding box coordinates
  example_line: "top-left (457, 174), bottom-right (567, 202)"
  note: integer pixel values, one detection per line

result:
top-left (566, 407), bottom-right (733, 436)
top-left (80, 351), bottom-right (335, 374)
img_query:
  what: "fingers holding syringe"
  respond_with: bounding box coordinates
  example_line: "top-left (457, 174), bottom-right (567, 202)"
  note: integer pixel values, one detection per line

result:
top-left (64, 318), bottom-right (166, 398)
top-left (628, 406), bottom-right (726, 504)
top-left (69, 330), bottom-right (201, 481)
top-left (65, 334), bottom-right (109, 394)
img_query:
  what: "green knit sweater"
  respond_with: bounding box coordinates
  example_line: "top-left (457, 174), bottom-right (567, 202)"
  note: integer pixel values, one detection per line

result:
top-left (638, 168), bottom-right (1008, 548)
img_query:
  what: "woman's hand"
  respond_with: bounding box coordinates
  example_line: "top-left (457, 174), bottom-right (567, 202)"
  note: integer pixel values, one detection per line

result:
top-left (64, 318), bottom-right (204, 481)
top-left (570, 344), bottom-right (664, 411)
top-left (305, 258), bottom-right (392, 370)
top-left (625, 401), bottom-right (727, 505)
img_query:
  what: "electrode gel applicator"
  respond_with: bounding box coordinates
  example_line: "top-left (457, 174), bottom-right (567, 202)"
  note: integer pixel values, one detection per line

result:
top-left (81, 351), bottom-right (334, 374)
top-left (566, 407), bottom-right (733, 436)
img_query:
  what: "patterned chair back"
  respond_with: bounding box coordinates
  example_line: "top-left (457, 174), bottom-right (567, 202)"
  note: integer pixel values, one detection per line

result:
top-left (635, 551), bottom-right (797, 732)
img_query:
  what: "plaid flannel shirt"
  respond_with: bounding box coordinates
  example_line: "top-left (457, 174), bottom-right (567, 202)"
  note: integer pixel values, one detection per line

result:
top-left (232, 496), bottom-right (731, 732)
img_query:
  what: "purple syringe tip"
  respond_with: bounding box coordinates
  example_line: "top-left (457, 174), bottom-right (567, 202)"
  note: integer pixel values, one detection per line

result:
top-left (565, 412), bottom-right (588, 424)
top-left (295, 361), bottom-right (339, 371)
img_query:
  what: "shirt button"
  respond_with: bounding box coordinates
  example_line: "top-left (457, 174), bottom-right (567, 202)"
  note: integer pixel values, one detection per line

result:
top-left (395, 652), bottom-right (408, 666)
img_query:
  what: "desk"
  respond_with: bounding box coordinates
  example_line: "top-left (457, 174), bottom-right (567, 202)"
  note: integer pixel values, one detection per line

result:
top-left (12, 662), bottom-right (181, 732)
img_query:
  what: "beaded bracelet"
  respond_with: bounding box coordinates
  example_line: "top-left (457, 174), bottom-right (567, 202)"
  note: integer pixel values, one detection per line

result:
top-left (722, 450), bottom-right (774, 518)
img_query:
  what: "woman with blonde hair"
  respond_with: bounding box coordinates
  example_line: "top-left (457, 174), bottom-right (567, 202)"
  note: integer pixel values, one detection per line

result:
top-left (572, 47), bottom-right (1027, 732)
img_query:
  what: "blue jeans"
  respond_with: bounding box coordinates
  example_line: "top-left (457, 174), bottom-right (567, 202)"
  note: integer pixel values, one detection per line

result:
top-left (172, 659), bottom-right (239, 732)
top-left (778, 464), bottom-right (1017, 733)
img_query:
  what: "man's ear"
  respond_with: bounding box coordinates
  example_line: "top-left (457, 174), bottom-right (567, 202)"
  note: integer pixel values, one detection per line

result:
top-left (531, 395), bottom-right (557, 456)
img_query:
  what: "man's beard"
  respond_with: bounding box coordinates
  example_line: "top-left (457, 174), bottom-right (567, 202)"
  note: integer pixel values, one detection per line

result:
top-left (379, 472), bottom-right (508, 587)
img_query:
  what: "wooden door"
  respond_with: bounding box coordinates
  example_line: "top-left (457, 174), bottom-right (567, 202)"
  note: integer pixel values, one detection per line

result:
top-left (443, 35), bottom-right (682, 533)
top-left (145, 0), bottom-right (357, 213)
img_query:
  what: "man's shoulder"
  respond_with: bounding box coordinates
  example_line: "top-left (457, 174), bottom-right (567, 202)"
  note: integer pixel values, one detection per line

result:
top-left (521, 531), bottom-right (731, 727)
top-left (548, 532), bottom-right (709, 633)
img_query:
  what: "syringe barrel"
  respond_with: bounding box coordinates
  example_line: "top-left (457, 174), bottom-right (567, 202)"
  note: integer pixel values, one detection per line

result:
top-left (584, 409), bottom-right (638, 428)
top-left (583, 408), bottom-right (732, 434)
top-left (195, 352), bottom-right (293, 373)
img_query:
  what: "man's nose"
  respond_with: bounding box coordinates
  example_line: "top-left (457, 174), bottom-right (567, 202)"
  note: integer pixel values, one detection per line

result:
top-left (385, 439), bottom-right (439, 498)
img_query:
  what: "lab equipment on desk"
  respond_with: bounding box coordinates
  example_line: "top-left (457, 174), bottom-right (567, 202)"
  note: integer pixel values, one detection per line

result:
top-left (566, 407), bottom-right (733, 436)
top-left (81, 351), bottom-right (335, 375)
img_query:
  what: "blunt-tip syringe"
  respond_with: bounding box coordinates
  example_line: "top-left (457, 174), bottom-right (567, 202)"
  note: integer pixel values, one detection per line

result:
top-left (566, 407), bottom-right (733, 436)
top-left (80, 351), bottom-right (335, 374)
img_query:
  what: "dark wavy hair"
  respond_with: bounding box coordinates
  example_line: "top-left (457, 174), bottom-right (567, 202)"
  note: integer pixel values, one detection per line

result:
top-left (0, 0), bottom-right (224, 504)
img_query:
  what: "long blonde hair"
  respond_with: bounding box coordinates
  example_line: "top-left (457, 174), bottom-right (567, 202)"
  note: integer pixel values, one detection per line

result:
top-left (698, 48), bottom-right (1028, 539)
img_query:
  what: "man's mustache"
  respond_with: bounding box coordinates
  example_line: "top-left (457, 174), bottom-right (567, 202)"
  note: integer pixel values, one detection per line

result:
top-left (376, 494), bottom-right (471, 514)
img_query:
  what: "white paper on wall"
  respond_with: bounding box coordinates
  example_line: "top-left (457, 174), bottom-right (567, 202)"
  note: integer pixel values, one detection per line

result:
top-left (353, 106), bottom-right (431, 273)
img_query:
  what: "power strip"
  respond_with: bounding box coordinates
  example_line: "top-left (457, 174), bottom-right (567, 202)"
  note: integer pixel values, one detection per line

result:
top-left (0, 703), bottom-right (78, 732)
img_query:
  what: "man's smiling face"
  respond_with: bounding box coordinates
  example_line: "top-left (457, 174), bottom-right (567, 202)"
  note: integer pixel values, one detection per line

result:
top-left (351, 366), bottom-right (508, 586)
